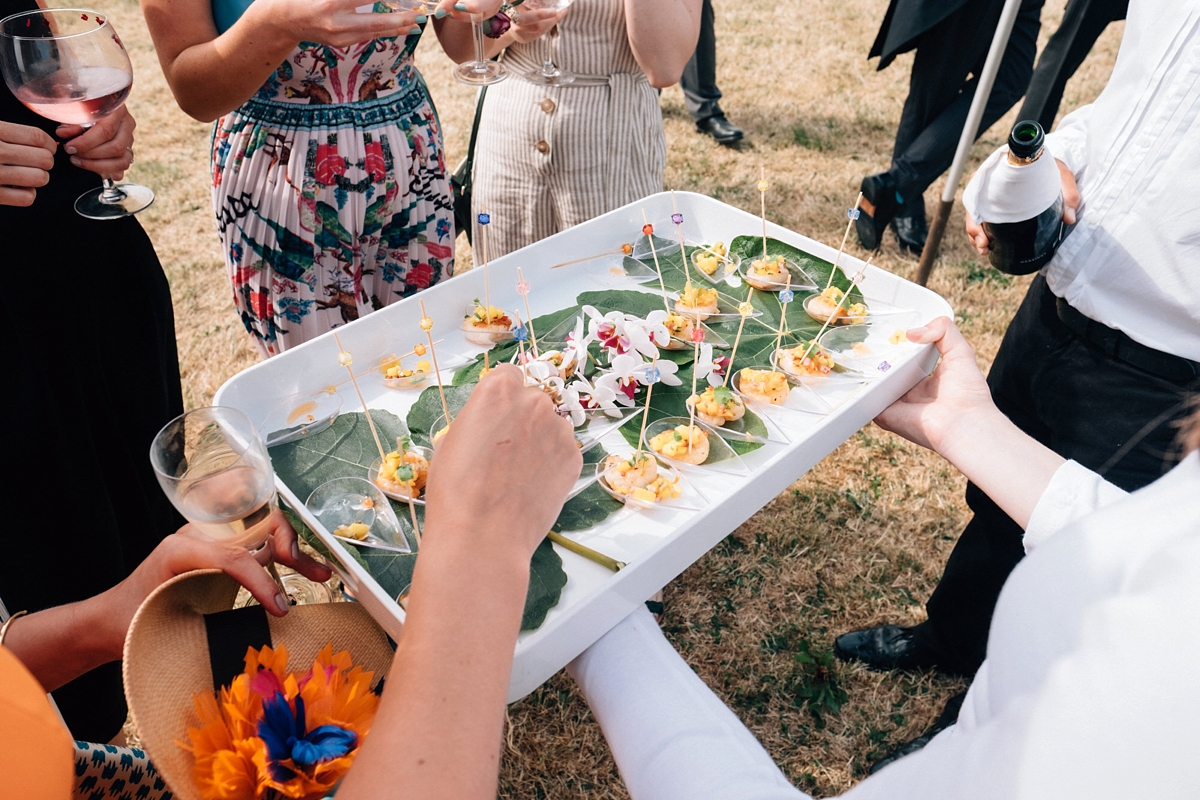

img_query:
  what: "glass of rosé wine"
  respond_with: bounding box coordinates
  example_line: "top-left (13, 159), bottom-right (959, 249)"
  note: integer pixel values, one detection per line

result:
top-left (0, 7), bottom-right (154, 219)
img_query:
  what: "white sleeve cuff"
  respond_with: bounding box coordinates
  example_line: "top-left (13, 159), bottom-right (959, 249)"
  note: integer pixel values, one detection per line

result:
top-left (1023, 460), bottom-right (1127, 554)
top-left (1044, 104), bottom-right (1092, 179)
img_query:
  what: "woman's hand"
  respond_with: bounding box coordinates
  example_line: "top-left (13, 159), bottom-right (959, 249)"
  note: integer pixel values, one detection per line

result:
top-left (0, 120), bottom-right (56, 207)
top-left (4, 511), bottom-right (332, 692)
top-left (109, 511), bottom-right (331, 638)
top-left (56, 104), bottom-right (136, 181)
top-left (424, 364), bottom-right (582, 561)
top-left (255, 0), bottom-right (419, 48)
top-left (508, 5), bottom-right (566, 44)
top-left (965, 158), bottom-right (1080, 256)
top-left (873, 317), bottom-right (997, 453)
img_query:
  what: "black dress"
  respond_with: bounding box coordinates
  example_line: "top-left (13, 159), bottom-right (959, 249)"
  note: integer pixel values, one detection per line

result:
top-left (0, 0), bottom-right (184, 741)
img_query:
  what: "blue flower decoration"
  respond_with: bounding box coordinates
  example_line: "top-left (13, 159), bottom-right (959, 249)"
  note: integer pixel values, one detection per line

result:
top-left (847, 208), bottom-right (861, 220)
top-left (645, 366), bottom-right (661, 384)
top-left (778, 289), bottom-right (794, 304)
top-left (513, 325), bottom-right (529, 342)
top-left (671, 213), bottom-right (684, 225)
top-left (477, 213), bottom-right (491, 225)
top-left (258, 692), bottom-right (358, 782)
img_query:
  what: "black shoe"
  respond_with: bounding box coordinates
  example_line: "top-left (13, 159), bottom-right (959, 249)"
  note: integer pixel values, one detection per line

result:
top-left (696, 115), bottom-right (744, 145)
top-left (856, 172), bottom-right (902, 250)
top-left (832, 624), bottom-right (938, 671)
top-left (867, 692), bottom-right (966, 775)
top-left (891, 213), bottom-right (928, 256)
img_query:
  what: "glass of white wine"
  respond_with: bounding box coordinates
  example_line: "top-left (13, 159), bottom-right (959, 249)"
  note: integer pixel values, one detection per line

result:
top-left (523, 0), bottom-right (574, 86)
top-left (0, 7), bottom-right (154, 219)
top-left (150, 407), bottom-right (277, 559)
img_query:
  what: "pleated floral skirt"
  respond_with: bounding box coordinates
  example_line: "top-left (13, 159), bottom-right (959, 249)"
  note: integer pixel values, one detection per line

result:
top-left (211, 55), bottom-right (454, 357)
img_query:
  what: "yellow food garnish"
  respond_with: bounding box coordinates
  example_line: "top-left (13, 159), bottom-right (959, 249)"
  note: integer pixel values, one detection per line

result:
top-left (334, 522), bottom-right (370, 541)
top-left (664, 312), bottom-right (694, 337)
top-left (649, 425), bottom-right (708, 460)
top-left (688, 385), bottom-right (744, 421)
top-left (750, 254), bottom-right (787, 277)
top-left (889, 329), bottom-right (907, 346)
top-left (780, 342), bottom-right (835, 377)
top-left (415, 359), bottom-right (432, 372)
top-left (385, 364), bottom-right (415, 380)
top-left (469, 304), bottom-right (511, 326)
top-left (738, 368), bottom-right (790, 404)
top-left (678, 284), bottom-right (719, 308)
top-left (696, 253), bottom-right (720, 275)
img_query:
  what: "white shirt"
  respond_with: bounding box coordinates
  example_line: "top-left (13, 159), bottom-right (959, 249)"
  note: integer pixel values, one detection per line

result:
top-left (1038, 0), bottom-right (1200, 363)
top-left (572, 453), bottom-right (1200, 800)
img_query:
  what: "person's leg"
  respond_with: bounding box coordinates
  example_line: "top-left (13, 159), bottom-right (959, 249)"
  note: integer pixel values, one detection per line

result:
top-left (1018, 0), bottom-right (1129, 131)
top-left (681, 0), bottom-right (722, 123)
top-left (681, 0), bottom-right (742, 144)
top-left (889, 0), bottom-right (1043, 204)
top-left (569, 607), bottom-right (809, 800)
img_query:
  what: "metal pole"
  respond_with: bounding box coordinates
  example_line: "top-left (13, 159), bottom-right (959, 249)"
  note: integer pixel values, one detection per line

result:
top-left (916, 0), bottom-right (1024, 286)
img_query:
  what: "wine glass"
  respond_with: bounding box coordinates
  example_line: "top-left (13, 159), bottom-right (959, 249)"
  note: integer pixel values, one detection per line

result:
top-left (454, 10), bottom-right (507, 85)
top-left (150, 407), bottom-right (278, 558)
top-left (0, 7), bottom-right (154, 219)
top-left (524, 0), bottom-right (574, 86)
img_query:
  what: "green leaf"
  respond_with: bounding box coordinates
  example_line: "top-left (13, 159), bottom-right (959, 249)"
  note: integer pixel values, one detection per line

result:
top-left (406, 384), bottom-right (475, 447)
top-left (270, 409), bottom-right (567, 631)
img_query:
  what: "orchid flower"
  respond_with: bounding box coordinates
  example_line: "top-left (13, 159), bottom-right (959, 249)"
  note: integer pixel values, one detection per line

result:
top-left (556, 384), bottom-right (587, 427)
top-left (694, 343), bottom-right (730, 387)
top-left (597, 352), bottom-right (644, 405)
top-left (571, 375), bottom-right (622, 418)
top-left (634, 359), bottom-right (681, 387)
top-left (563, 315), bottom-right (590, 373)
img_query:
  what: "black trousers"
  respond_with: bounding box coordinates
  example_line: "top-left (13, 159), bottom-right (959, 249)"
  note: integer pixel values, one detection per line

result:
top-left (888, 0), bottom-right (1044, 221)
top-left (680, 0), bottom-right (723, 123)
top-left (914, 276), bottom-right (1199, 674)
top-left (1017, 0), bottom-right (1128, 130)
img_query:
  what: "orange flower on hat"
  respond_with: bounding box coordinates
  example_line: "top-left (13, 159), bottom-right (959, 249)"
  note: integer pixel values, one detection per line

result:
top-left (181, 643), bottom-right (380, 800)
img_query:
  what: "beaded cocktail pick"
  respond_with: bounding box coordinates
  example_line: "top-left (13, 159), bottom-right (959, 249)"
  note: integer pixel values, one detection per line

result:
top-left (801, 253), bottom-right (875, 362)
top-left (418, 299), bottom-right (452, 429)
top-left (824, 193), bottom-right (864, 292)
top-left (758, 169), bottom-right (770, 260)
top-left (641, 210), bottom-right (671, 313)
top-left (516, 267), bottom-right (539, 357)
top-left (723, 287), bottom-right (756, 388)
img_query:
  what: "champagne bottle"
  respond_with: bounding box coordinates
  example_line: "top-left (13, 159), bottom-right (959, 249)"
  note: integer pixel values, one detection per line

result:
top-left (963, 120), bottom-right (1074, 275)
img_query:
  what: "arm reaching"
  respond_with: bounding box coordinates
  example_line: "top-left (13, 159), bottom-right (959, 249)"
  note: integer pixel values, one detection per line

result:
top-left (338, 364), bottom-right (582, 800)
top-left (873, 317), bottom-right (1065, 528)
top-left (3, 512), bottom-right (330, 692)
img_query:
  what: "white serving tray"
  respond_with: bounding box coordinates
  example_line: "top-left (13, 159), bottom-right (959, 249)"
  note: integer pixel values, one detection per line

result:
top-left (215, 191), bottom-right (951, 702)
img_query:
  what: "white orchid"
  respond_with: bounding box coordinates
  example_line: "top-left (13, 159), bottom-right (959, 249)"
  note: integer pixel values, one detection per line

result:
top-left (556, 383), bottom-right (586, 427)
top-left (563, 315), bottom-right (590, 374)
top-left (695, 343), bottom-right (730, 387)
top-left (633, 359), bottom-right (681, 387)
top-left (583, 306), bottom-right (628, 355)
top-left (571, 375), bottom-right (622, 418)
top-left (597, 352), bottom-right (644, 406)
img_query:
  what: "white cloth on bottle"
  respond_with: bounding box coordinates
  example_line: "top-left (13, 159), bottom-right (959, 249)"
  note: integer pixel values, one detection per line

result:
top-left (1040, 0), bottom-right (1200, 362)
top-left (570, 452), bottom-right (1200, 799)
top-left (961, 145), bottom-right (1063, 224)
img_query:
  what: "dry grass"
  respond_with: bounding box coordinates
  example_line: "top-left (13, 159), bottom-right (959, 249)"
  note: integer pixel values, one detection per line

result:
top-left (103, 0), bottom-right (1122, 794)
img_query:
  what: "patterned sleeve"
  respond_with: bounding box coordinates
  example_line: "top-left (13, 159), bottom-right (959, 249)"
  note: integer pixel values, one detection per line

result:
top-left (1022, 459), bottom-right (1127, 553)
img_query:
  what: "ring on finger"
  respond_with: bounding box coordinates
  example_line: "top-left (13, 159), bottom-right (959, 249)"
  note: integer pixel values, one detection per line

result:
top-left (510, 8), bottom-right (519, 24)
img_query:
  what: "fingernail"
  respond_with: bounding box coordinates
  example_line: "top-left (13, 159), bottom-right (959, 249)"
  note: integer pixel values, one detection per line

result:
top-left (415, 14), bottom-right (427, 22)
top-left (65, 145), bottom-right (76, 154)
top-left (409, 26), bottom-right (421, 33)
top-left (434, 7), bottom-right (447, 17)
top-left (70, 156), bottom-right (80, 166)
top-left (274, 593), bottom-right (289, 613)
top-left (454, 2), bottom-right (467, 10)
top-left (291, 540), bottom-right (301, 561)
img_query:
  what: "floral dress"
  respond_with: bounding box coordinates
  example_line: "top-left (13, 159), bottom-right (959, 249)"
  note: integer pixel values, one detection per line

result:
top-left (211, 22), bottom-right (453, 356)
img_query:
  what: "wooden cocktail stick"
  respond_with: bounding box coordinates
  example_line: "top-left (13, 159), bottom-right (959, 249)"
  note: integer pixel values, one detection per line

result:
top-left (824, 193), bottom-right (864, 292)
top-left (477, 209), bottom-right (493, 323)
top-left (418, 299), bottom-right (452, 426)
top-left (641, 209), bottom-right (671, 313)
top-left (333, 331), bottom-right (387, 465)
top-left (723, 287), bottom-right (756, 388)
top-left (516, 267), bottom-right (539, 357)
top-left (549, 245), bottom-right (632, 269)
top-left (801, 253), bottom-right (875, 362)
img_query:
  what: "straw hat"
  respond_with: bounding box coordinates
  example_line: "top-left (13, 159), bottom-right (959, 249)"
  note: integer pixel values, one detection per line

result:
top-left (123, 570), bottom-right (394, 800)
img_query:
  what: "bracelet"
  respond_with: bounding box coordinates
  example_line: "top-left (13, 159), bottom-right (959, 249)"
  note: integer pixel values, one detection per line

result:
top-left (0, 610), bottom-right (28, 647)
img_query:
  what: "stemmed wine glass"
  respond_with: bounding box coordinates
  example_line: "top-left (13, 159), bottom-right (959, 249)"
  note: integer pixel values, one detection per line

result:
top-left (454, 10), bottom-right (507, 85)
top-left (150, 407), bottom-right (278, 559)
top-left (0, 7), bottom-right (154, 219)
top-left (524, 0), bottom-right (574, 86)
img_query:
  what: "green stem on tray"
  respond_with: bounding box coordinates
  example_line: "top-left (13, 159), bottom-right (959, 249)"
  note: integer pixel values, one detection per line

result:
top-left (547, 531), bottom-right (626, 572)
